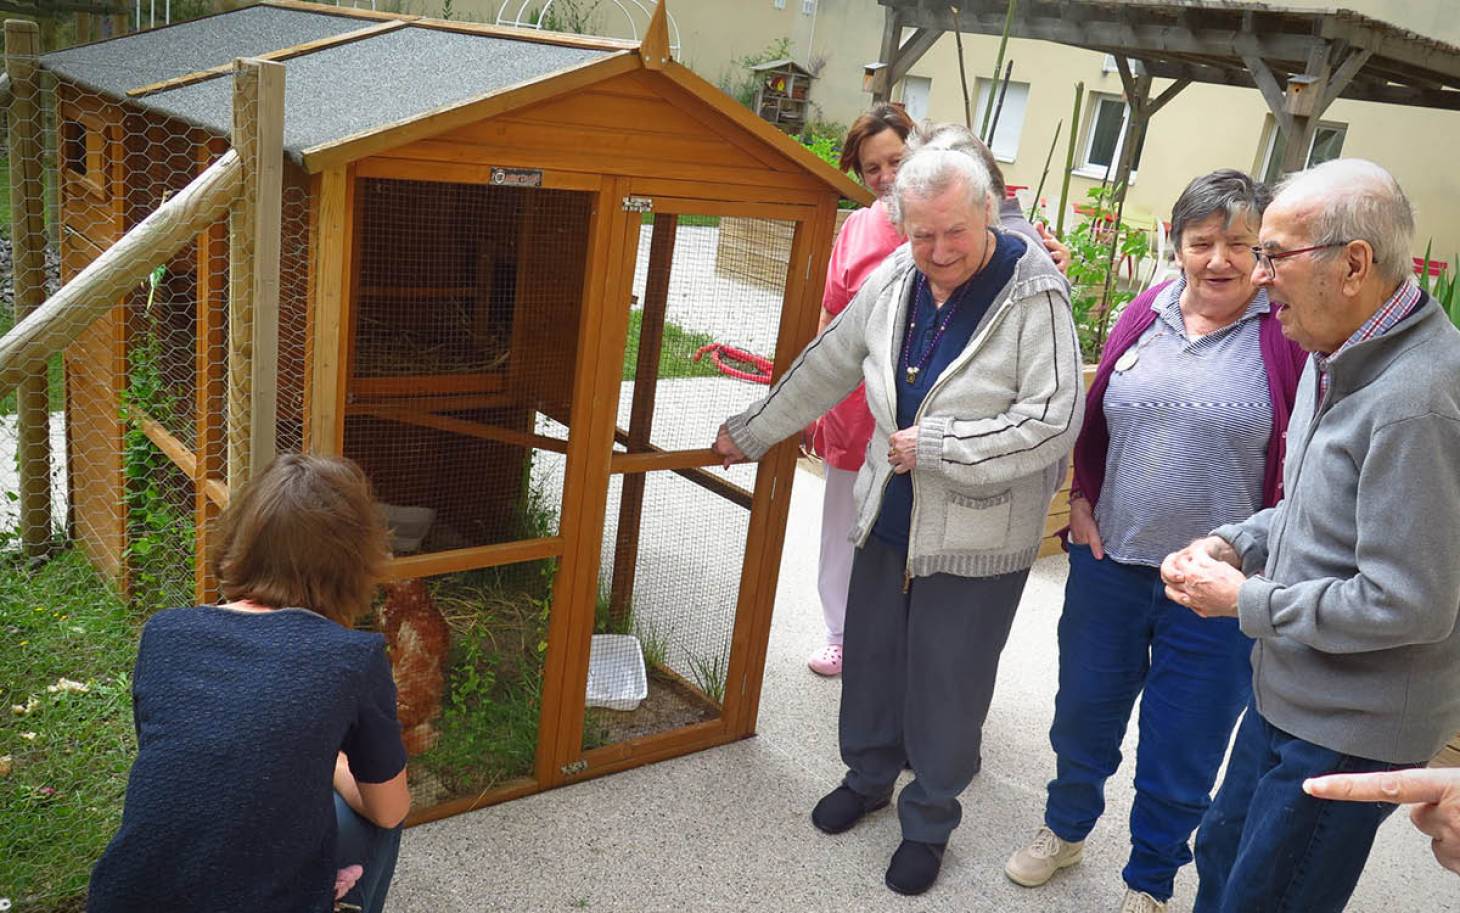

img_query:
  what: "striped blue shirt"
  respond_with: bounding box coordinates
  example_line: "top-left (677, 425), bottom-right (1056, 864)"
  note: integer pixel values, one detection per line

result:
top-left (1093, 278), bottom-right (1273, 566)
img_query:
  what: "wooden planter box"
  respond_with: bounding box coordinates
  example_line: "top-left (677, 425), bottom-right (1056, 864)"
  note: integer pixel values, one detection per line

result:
top-left (718, 208), bottom-right (854, 290)
top-left (1037, 364), bottom-right (1099, 558)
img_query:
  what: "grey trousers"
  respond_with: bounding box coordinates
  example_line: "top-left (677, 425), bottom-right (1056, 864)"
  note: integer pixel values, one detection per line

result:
top-left (841, 534), bottom-right (1028, 845)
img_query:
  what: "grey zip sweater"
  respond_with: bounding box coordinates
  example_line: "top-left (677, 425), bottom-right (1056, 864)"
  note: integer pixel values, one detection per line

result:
top-left (726, 238), bottom-right (1083, 579)
top-left (1214, 297), bottom-right (1460, 763)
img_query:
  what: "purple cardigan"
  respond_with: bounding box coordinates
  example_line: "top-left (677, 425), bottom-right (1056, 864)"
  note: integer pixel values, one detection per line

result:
top-left (1071, 280), bottom-right (1309, 516)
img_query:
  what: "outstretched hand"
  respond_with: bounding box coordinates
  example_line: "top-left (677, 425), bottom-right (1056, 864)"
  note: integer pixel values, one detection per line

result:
top-left (712, 423), bottom-right (748, 468)
top-left (1304, 767), bottom-right (1460, 875)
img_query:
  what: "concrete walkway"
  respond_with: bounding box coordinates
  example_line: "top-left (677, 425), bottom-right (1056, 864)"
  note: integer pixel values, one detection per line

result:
top-left (390, 466), bottom-right (1457, 913)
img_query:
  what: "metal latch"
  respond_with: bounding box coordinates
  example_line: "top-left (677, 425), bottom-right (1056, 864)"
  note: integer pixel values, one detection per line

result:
top-left (622, 195), bottom-right (653, 213)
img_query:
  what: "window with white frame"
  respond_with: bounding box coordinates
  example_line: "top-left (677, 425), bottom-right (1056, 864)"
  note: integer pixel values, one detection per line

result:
top-left (1101, 55), bottom-right (1145, 76)
top-left (973, 78), bottom-right (1030, 162)
top-left (1079, 93), bottom-right (1144, 176)
top-left (802, 0), bottom-right (816, 13)
top-left (901, 75), bottom-right (932, 122)
top-left (1260, 119), bottom-right (1347, 182)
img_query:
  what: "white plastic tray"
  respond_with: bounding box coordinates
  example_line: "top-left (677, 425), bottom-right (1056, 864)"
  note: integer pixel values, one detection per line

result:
top-left (586, 634), bottom-right (648, 712)
top-left (378, 503), bottom-right (436, 554)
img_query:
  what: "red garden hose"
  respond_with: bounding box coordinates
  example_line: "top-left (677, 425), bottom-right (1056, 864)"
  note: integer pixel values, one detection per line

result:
top-left (692, 342), bottom-right (774, 385)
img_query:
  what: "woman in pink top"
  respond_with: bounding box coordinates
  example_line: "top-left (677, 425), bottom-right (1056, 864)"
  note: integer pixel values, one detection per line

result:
top-left (805, 104), bottom-right (914, 676)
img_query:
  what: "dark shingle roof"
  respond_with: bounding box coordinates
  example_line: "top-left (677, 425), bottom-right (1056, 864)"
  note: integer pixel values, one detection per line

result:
top-left (42, 6), bottom-right (367, 99)
top-left (40, 5), bottom-right (613, 162)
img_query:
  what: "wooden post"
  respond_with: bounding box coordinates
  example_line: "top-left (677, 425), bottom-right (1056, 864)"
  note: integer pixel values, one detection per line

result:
top-left (1055, 81), bottom-right (1083, 238)
top-left (608, 213), bottom-right (677, 628)
top-left (6, 20), bottom-right (52, 557)
top-left (303, 167), bottom-right (353, 456)
top-left (871, 7), bottom-right (905, 103)
top-left (228, 57), bottom-right (285, 494)
top-left (195, 139), bottom-right (229, 603)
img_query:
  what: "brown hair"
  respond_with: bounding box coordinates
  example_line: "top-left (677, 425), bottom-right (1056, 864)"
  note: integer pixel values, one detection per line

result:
top-left (838, 103), bottom-right (915, 177)
top-left (211, 454), bottom-right (390, 626)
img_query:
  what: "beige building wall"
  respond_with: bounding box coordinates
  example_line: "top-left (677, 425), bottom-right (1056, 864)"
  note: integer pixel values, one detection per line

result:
top-left (445, 0), bottom-right (1460, 257)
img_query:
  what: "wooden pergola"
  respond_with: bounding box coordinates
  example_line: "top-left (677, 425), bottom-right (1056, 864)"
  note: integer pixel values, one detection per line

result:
top-left (872, 0), bottom-right (1460, 201)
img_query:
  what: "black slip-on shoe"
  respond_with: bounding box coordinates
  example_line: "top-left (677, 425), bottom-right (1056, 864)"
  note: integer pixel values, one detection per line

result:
top-left (810, 784), bottom-right (891, 835)
top-left (885, 839), bottom-right (947, 896)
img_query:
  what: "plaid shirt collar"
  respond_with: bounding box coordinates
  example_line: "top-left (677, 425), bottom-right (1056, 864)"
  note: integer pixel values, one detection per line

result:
top-left (1315, 280), bottom-right (1423, 397)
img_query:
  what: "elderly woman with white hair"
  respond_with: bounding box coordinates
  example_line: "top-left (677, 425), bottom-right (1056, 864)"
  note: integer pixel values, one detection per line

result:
top-left (712, 141), bottom-right (1083, 895)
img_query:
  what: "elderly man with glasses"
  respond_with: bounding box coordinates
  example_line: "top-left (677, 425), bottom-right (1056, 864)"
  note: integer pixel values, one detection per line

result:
top-left (1161, 158), bottom-right (1460, 913)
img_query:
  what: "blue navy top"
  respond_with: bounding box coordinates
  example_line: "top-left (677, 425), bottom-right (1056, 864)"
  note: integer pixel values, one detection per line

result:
top-left (87, 606), bottom-right (405, 913)
top-left (873, 230), bottom-right (1026, 547)
top-left (1093, 277), bottom-right (1272, 565)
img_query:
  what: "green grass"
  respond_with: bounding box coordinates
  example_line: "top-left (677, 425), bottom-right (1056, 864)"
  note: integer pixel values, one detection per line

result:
top-left (640, 213), bottom-right (721, 228)
top-left (417, 561), bottom-right (553, 797)
top-left (0, 549), bottom-right (140, 911)
top-left (621, 308), bottom-right (724, 382)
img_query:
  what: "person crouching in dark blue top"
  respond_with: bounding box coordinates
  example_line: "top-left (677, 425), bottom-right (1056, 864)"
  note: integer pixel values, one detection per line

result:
top-left (87, 454), bottom-right (409, 913)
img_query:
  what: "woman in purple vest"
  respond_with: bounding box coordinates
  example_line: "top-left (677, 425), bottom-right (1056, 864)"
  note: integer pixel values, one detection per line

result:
top-left (1004, 170), bottom-right (1307, 913)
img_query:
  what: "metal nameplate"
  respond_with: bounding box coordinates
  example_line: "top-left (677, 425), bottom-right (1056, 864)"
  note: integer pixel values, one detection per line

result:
top-left (490, 167), bottom-right (543, 188)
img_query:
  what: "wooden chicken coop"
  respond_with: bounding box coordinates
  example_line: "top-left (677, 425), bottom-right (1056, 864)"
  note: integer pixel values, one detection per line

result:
top-left (26, 0), bottom-right (867, 823)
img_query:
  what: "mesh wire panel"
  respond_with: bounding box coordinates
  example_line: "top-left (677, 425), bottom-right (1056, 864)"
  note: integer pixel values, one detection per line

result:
top-left (343, 178), bottom-right (588, 555)
top-left (582, 211), bottom-right (790, 749)
top-left (2, 58), bottom-right (238, 909)
top-left (379, 558), bottom-right (556, 812)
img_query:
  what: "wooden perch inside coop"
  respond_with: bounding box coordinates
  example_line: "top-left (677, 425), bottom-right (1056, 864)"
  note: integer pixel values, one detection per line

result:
top-left (357, 405), bottom-right (568, 455)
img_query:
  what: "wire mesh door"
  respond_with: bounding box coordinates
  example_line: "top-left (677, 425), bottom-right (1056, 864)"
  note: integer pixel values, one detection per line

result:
top-left (578, 201), bottom-right (811, 758)
top-left (341, 173), bottom-right (592, 813)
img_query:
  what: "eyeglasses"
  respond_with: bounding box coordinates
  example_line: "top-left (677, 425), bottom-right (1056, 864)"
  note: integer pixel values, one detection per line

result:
top-left (1250, 241), bottom-right (1363, 279)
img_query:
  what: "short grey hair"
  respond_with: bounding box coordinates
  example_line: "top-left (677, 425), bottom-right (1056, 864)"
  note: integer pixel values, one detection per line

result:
top-left (1170, 169), bottom-right (1271, 250)
top-left (887, 147), bottom-right (995, 229)
top-left (1275, 158), bottom-right (1416, 286)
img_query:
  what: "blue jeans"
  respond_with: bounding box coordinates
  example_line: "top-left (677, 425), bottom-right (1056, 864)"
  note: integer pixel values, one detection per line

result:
top-left (1193, 700), bottom-right (1405, 913)
top-left (1045, 545), bottom-right (1252, 900)
top-left (334, 791), bottom-right (403, 913)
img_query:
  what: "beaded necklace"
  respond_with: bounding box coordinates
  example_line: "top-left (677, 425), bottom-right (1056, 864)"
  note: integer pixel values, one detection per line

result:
top-left (900, 275), bottom-right (969, 385)
top-left (899, 229), bottom-right (995, 386)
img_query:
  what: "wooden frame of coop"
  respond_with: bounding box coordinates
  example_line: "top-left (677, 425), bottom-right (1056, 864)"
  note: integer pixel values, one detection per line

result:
top-left (0, 0), bottom-right (869, 824)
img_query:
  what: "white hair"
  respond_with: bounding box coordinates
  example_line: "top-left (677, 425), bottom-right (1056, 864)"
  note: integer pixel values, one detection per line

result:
top-left (1275, 158), bottom-right (1415, 286)
top-left (887, 147), bottom-right (994, 228)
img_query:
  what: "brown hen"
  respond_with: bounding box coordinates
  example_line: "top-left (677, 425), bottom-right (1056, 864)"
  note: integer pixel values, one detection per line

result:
top-left (378, 578), bottom-right (450, 756)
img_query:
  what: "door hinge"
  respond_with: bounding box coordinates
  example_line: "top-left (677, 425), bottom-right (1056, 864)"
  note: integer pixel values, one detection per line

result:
top-left (622, 195), bottom-right (653, 213)
top-left (561, 758), bottom-right (588, 775)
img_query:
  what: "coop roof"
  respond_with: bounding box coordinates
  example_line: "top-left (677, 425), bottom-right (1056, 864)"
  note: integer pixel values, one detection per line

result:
top-left (39, 0), bottom-right (867, 201)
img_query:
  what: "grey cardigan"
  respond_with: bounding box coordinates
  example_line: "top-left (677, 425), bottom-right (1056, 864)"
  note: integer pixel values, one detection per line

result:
top-left (1214, 297), bottom-right (1460, 764)
top-left (726, 238), bottom-right (1083, 579)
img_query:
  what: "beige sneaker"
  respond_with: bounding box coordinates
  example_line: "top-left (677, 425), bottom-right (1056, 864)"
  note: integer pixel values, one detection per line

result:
top-left (1004, 826), bottom-right (1085, 887)
top-left (1119, 889), bottom-right (1167, 913)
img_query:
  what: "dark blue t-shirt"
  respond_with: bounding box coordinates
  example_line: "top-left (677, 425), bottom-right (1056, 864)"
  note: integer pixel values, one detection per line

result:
top-left (873, 230), bottom-right (1026, 547)
top-left (87, 606), bottom-right (405, 913)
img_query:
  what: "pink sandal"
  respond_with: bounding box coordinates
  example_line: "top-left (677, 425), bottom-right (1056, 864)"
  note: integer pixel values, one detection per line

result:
top-left (808, 644), bottom-right (843, 677)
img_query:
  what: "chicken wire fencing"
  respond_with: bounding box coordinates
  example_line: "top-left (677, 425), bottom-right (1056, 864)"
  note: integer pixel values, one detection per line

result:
top-left (346, 176), bottom-right (594, 813)
top-left (3, 62), bottom-right (317, 908)
top-left (582, 210), bottom-right (790, 751)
